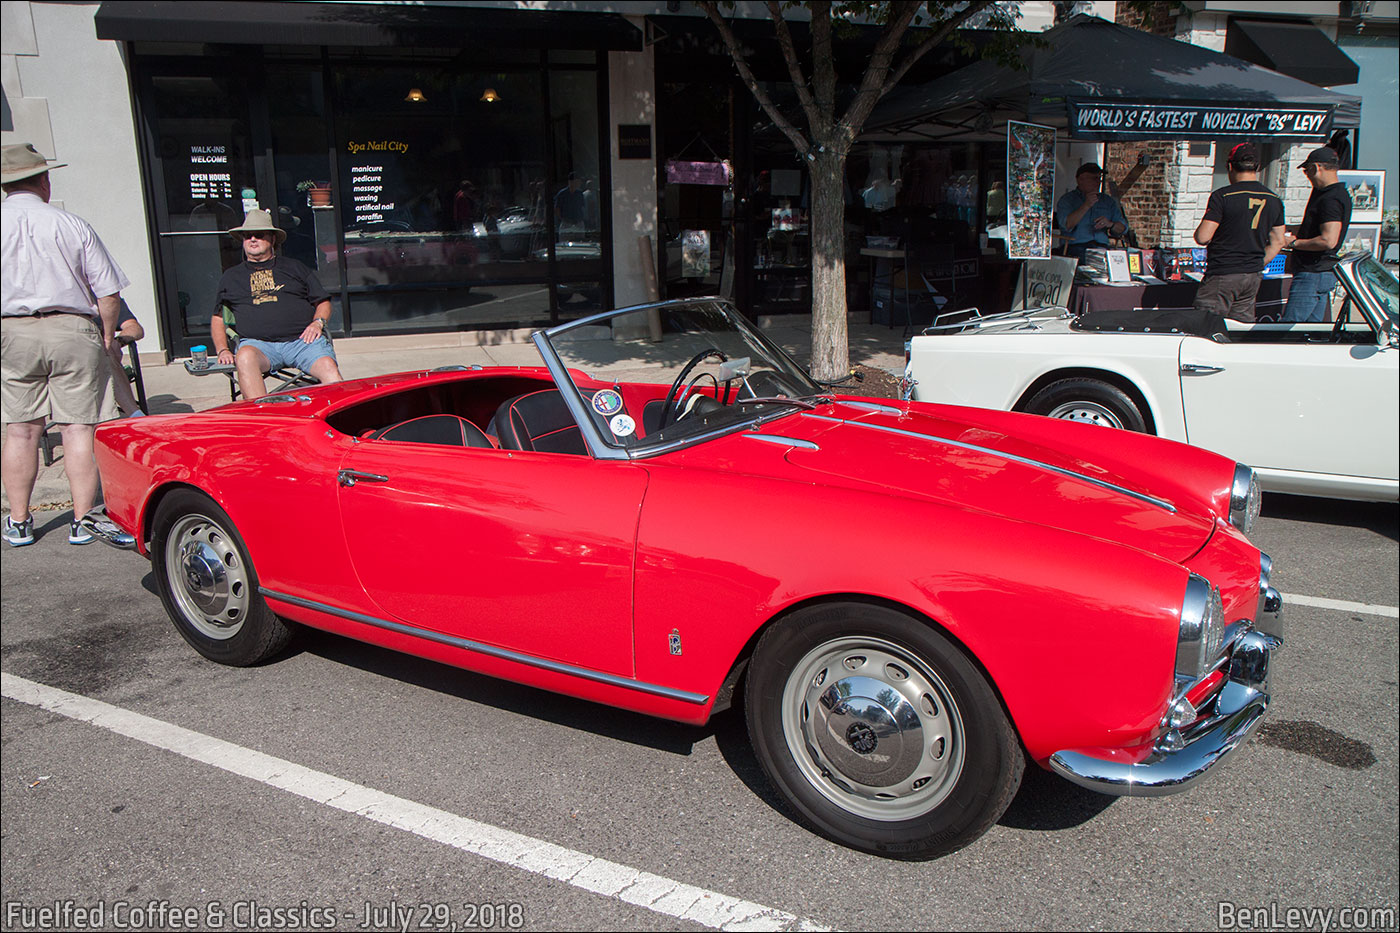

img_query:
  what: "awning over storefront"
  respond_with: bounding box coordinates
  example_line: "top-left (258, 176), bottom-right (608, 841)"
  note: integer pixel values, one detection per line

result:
top-left (863, 14), bottom-right (1361, 143)
top-left (1226, 19), bottom-right (1360, 89)
top-left (95, 1), bottom-right (644, 51)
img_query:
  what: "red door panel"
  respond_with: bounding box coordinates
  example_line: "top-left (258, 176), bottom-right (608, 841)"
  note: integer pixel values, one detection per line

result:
top-left (337, 442), bottom-right (647, 677)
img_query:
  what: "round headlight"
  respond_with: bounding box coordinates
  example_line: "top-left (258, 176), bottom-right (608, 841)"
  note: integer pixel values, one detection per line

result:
top-left (1177, 574), bottom-right (1224, 682)
top-left (1230, 464), bottom-right (1261, 535)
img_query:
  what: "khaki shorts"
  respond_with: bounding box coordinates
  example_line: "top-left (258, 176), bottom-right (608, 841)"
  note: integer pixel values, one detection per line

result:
top-left (1, 313), bottom-right (118, 424)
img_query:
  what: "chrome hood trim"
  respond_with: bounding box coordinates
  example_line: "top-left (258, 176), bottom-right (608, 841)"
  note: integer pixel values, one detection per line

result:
top-left (801, 412), bottom-right (1177, 514)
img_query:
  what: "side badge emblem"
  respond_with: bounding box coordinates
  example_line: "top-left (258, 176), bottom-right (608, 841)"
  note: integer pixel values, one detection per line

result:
top-left (668, 629), bottom-right (683, 656)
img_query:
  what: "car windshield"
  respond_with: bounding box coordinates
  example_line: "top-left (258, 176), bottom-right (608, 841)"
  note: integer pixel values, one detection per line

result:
top-left (1352, 254), bottom-right (1399, 324)
top-left (539, 299), bottom-right (824, 454)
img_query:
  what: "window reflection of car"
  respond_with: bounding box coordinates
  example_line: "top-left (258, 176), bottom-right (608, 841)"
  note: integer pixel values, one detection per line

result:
top-left (472, 206), bottom-right (541, 259)
top-left (904, 253), bottom-right (1399, 501)
top-left (326, 222), bottom-right (479, 284)
top-left (531, 239), bottom-right (602, 304)
top-left (92, 297), bottom-right (1281, 860)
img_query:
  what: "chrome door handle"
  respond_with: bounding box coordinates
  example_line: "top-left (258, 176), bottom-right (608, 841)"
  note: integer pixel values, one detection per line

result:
top-left (1180, 363), bottom-right (1225, 375)
top-left (337, 469), bottom-right (389, 487)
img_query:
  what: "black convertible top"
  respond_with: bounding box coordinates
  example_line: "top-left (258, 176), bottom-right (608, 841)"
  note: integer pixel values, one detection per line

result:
top-left (1072, 309), bottom-right (1230, 340)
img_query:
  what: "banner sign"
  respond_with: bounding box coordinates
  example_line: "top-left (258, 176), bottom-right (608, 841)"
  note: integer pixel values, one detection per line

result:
top-left (1067, 100), bottom-right (1332, 140)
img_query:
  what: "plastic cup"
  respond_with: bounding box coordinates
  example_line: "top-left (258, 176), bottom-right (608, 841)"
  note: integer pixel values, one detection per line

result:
top-left (190, 345), bottom-right (208, 369)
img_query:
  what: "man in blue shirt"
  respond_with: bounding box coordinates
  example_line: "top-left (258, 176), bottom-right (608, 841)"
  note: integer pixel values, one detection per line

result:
top-left (1056, 163), bottom-right (1127, 257)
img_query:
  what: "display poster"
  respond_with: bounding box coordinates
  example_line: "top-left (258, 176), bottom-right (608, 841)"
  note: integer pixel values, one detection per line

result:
top-left (1006, 121), bottom-right (1056, 260)
top-left (1011, 255), bottom-right (1078, 311)
top-left (681, 230), bottom-right (710, 277)
top-left (1338, 170), bottom-right (1385, 224)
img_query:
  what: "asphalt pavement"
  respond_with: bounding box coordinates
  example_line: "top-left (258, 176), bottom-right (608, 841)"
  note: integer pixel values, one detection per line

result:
top-left (1, 495), bottom-right (1395, 931)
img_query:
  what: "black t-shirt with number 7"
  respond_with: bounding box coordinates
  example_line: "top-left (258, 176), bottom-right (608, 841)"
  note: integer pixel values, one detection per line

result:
top-left (1201, 181), bottom-right (1285, 276)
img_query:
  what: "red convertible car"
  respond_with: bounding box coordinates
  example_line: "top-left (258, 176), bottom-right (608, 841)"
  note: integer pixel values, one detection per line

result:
top-left (90, 298), bottom-right (1282, 859)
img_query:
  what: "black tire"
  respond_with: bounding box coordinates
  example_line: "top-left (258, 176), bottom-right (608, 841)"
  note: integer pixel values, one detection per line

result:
top-left (1026, 377), bottom-right (1147, 432)
top-left (745, 603), bottom-right (1024, 860)
top-left (151, 489), bottom-right (291, 666)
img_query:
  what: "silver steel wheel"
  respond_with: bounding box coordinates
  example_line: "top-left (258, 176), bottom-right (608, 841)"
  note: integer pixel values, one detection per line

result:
top-left (780, 636), bottom-right (966, 822)
top-left (1046, 400), bottom-right (1124, 428)
top-left (164, 514), bottom-right (251, 641)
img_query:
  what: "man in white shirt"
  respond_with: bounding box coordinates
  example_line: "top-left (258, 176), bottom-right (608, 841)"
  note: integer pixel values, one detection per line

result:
top-left (2, 143), bottom-right (134, 548)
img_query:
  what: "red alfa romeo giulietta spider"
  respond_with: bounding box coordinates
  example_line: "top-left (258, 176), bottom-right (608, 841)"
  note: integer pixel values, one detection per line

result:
top-left (90, 298), bottom-right (1282, 859)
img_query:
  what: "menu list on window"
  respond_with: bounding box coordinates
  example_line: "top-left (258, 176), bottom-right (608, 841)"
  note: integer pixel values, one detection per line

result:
top-left (188, 145), bottom-right (232, 200)
top-left (351, 165), bottom-right (395, 224)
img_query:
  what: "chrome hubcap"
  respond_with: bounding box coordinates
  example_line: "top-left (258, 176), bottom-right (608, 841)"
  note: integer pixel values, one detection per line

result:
top-left (1047, 400), bottom-right (1123, 429)
top-left (165, 515), bottom-right (249, 640)
top-left (782, 636), bottom-right (964, 821)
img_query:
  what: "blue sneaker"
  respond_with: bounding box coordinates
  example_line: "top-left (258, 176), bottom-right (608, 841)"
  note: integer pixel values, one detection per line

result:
top-left (4, 515), bottom-right (35, 547)
top-left (69, 521), bottom-right (95, 545)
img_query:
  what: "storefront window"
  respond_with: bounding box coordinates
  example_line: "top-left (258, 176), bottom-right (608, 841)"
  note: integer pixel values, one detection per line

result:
top-left (147, 73), bottom-right (256, 339)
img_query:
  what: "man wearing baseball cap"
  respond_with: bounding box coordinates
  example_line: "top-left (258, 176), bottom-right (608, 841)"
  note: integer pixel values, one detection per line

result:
top-left (211, 207), bottom-right (342, 400)
top-left (1191, 143), bottom-right (1286, 322)
top-left (1055, 163), bottom-right (1128, 258)
top-left (1281, 146), bottom-right (1352, 323)
top-left (2, 142), bottom-right (135, 549)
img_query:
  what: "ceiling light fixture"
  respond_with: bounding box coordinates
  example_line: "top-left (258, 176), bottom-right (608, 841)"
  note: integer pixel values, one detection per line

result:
top-left (405, 88), bottom-right (427, 103)
top-left (480, 87), bottom-right (500, 103)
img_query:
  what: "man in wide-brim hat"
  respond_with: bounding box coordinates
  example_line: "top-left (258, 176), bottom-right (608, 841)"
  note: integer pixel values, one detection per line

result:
top-left (2, 142), bottom-right (136, 548)
top-left (210, 207), bottom-right (342, 400)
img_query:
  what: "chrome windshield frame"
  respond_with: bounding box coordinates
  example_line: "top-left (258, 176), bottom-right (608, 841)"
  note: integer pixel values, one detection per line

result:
top-left (533, 297), bottom-right (822, 460)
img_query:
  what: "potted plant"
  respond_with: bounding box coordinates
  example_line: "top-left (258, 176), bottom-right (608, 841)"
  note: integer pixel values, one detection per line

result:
top-left (297, 180), bottom-right (332, 207)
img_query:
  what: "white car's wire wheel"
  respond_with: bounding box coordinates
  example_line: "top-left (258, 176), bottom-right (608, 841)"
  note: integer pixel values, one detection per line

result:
top-left (152, 489), bottom-right (291, 666)
top-left (1027, 377), bottom-right (1148, 433)
top-left (746, 603), bottom-right (1023, 859)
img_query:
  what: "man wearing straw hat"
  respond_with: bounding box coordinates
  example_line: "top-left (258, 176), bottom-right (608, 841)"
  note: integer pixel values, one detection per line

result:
top-left (2, 142), bottom-right (134, 549)
top-left (211, 207), bottom-right (342, 400)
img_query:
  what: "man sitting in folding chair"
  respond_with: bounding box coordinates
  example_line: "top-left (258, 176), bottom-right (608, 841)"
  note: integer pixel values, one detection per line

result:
top-left (209, 208), bottom-right (342, 400)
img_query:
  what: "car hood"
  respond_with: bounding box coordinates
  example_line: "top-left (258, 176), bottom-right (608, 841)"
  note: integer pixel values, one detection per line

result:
top-left (688, 399), bottom-right (1216, 563)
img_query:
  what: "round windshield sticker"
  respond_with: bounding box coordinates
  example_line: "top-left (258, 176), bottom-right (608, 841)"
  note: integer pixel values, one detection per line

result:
top-left (609, 414), bottom-right (636, 437)
top-left (592, 390), bottom-right (623, 416)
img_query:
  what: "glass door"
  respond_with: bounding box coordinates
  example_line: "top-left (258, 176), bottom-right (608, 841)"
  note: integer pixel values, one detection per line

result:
top-left (137, 64), bottom-right (263, 355)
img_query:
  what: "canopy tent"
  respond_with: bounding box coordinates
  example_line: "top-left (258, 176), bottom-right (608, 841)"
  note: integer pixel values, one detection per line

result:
top-left (863, 14), bottom-right (1361, 143)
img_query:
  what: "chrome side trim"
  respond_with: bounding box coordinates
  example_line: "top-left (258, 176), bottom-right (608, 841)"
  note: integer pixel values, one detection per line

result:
top-left (260, 589), bottom-right (710, 706)
top-left (742, 433), bottom-right (820, 450)
top-left (837, 400), bottom-right (903, 416)
top-left (801, 413), bottom-right (1177, 513)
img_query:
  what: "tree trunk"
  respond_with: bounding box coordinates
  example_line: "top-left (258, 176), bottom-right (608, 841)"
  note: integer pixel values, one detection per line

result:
top-left (808, 147), bottom-right (849, 383)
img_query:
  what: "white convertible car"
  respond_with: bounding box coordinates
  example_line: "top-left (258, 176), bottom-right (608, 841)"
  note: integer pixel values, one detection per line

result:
top-left (904, 253), bottom-right (1399, 501)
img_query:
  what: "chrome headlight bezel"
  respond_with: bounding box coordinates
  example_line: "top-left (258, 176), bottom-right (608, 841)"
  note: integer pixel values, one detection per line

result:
top-left (1177, 574), bottom-right (1225, 685)
top-left (1229, 464), bottom-right (1262, 536)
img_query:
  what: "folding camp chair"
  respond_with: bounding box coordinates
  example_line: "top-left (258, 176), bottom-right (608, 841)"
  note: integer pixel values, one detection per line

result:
top-left (183, 307), bottom-right (321, 401)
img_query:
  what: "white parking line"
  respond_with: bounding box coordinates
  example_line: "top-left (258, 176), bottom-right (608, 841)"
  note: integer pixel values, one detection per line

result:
top-left (1, 673), bottom-right (829, 932)
top-left (1281, 593), bottom-right (1399, 619)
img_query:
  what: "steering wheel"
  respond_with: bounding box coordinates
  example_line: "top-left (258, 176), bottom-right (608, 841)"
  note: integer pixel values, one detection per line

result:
top-left (660, 349), bottom-right (726, 427)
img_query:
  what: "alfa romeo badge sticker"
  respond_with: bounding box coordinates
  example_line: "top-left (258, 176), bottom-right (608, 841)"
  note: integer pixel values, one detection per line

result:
top-left (592, 390), bottom-right (623, 416)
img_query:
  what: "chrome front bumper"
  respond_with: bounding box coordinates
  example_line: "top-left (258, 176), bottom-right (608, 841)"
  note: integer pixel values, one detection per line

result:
top-left (1049, 628), bottom-right (1281, 798)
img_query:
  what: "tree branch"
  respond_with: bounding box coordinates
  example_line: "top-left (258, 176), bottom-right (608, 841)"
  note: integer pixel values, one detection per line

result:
top-left (882, 0), bottom-right (996, 94)
top-left (766, 1), bottom-right (820, 129)
top-left (807, 1), bottom-right (836, 139)
top-left (696, 1), bottom-right (811, 157)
